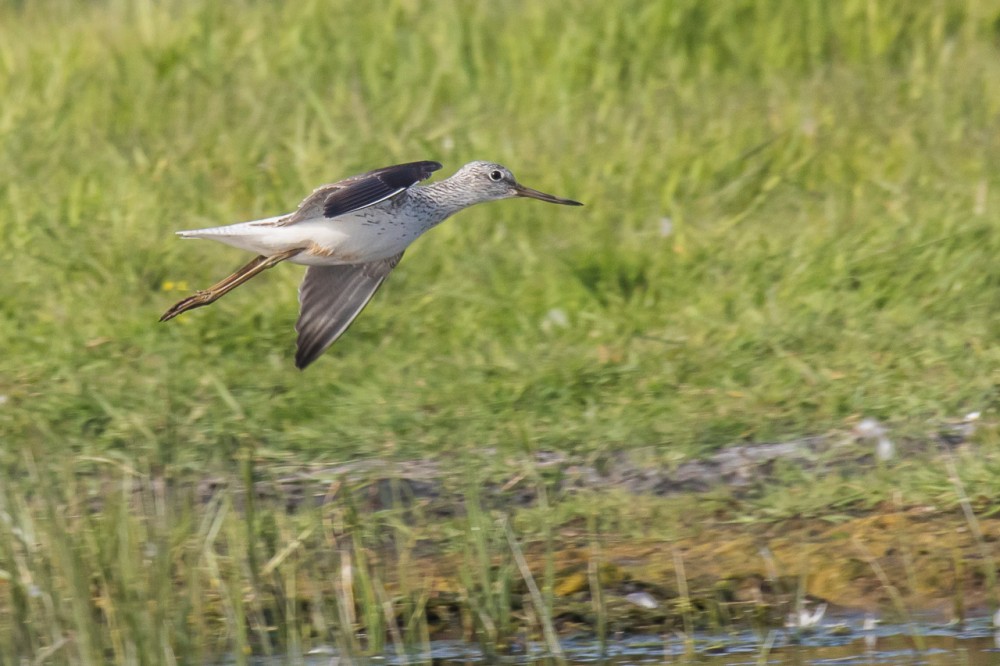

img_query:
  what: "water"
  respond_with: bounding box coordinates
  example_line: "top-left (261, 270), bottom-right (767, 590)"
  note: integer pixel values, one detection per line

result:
top-left (260, 614), bottom-right (1000, 665)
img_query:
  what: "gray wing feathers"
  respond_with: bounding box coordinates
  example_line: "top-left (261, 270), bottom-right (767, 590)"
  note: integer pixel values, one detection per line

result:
top-left (274, 161), bottom-right (442, 226)
top-left (294, 253), bottom-right (403, 369)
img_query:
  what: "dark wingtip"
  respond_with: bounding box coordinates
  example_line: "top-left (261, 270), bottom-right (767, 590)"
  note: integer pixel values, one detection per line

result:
top-left (294, 347), bottom-right (314, 370)
top-left (418, 161), bottom-right (443, 178)
top-left (294, 341), bottom-right (326, 370)
top-left (407, 161), bottom-right (442, 178)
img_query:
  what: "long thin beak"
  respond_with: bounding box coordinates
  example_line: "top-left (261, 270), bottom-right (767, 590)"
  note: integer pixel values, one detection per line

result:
top-left (513, 184), bottom-right (583, 206)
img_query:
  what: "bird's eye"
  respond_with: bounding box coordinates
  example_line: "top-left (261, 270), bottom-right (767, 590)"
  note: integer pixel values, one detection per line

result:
top-left (489, 170), bottom-right (503, 182)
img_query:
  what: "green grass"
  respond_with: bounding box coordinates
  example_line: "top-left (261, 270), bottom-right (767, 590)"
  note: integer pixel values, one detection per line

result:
top-left (3, 0), bottom-right (1000, 463)
top-left (3, 0), bottom-right (1000, 661)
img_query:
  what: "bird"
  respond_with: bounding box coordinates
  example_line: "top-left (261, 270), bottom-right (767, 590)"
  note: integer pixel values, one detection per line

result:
top-left (160, 160), bottom-right (583, 369)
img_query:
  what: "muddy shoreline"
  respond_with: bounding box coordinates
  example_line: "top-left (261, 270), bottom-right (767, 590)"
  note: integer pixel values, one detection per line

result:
top-left (165, 419), bottom-right (995, 636)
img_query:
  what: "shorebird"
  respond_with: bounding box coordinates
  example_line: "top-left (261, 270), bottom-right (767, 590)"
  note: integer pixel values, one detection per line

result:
top-left (161, 160), bottom-right (582, 369)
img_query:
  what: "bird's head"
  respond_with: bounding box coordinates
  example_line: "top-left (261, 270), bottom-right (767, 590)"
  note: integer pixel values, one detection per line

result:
top-left (451, 161), bottom-right (583, 206)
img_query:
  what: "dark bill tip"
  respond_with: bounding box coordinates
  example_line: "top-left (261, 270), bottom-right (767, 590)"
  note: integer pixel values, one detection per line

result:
top-left (514, 184), bottom-right (584, 206)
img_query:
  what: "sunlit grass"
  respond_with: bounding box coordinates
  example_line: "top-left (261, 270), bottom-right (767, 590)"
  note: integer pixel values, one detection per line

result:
top-left (2, 0), bottom-right (999, 464)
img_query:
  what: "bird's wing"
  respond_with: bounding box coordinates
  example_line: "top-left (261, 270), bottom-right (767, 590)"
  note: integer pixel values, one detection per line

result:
top-left (294, 253), bottom-right (404, 369)
top-left (274, 161), bottom-right (442, 226)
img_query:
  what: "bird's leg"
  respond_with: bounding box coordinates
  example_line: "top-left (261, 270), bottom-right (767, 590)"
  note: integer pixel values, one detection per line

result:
top-left (160, 248), bottom-right (303, 322)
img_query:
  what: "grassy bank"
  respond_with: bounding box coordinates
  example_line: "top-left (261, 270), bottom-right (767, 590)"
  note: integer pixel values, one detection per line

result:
top-left (4, 438), bottom-right (1000, 664)
top-left (2, 0), bottom-right (1000, 661)
top-left (3, 0), bottom-right (1000, 461)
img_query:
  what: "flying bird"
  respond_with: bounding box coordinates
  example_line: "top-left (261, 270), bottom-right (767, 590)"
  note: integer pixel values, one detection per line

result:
top-left (160, 160), bottom-right (582, 369)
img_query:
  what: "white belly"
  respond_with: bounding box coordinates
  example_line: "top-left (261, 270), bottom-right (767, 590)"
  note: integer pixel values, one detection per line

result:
top-left (177, 212), bottom-right (424, 266)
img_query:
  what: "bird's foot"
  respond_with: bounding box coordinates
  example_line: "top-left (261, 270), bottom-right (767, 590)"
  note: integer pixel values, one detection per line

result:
top-left (160, 290), bottom-right (213, 322)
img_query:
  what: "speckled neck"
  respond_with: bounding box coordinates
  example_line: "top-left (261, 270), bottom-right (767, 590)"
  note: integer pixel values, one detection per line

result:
top-left (409, 177), bottom-right (493, 222)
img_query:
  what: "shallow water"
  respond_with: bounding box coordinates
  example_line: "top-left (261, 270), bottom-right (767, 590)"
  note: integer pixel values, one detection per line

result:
top-left (246, 614), bottom-right (1000, 665)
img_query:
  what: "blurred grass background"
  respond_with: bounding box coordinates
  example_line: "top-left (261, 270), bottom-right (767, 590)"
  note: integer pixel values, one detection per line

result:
top-left (2, 0), bottom-right (999, 464)
top-left (3, 0), bottom-right (1000, 661)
